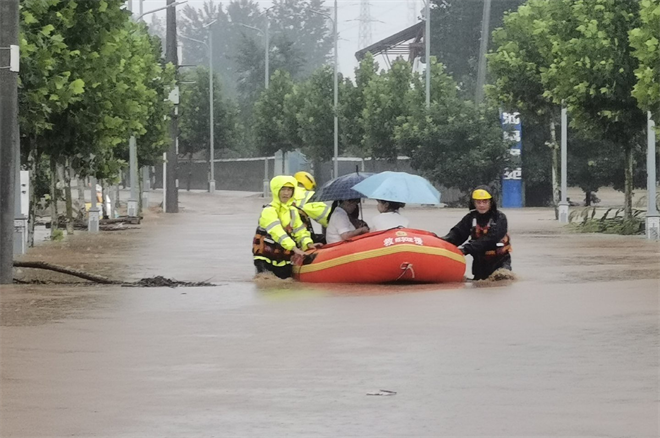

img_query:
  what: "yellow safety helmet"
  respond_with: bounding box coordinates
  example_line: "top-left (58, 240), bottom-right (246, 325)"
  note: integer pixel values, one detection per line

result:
top-left (294, 171), bottom-right (316, 191)
top-left (472, 188), bottom-right (493, 200)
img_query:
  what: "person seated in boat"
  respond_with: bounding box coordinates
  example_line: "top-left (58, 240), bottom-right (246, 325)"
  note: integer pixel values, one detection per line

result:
top-left (292, 171), bottom-right (330, 244)
top-left (440, 186), bottom-right (512, 281)
top-left (325, 199), bottom-right (370, 244)
top-left (371, 199), bottom-right (409, 231)
top-left (253, 175), bottom-right (321, 279)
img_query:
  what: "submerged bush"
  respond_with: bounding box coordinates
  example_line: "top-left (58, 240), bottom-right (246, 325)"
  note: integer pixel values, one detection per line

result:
top-left (568, 207), bottom-right (645, 235)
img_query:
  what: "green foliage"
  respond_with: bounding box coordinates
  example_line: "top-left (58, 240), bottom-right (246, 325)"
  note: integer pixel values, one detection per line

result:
top-left (396, 100), bottom-right (511, 194)
top-left (629, 0), bottom-right (660, 117)
top-left (291, 67), bottom-right (337, 163)
top-left (543, 0), bottom-right (646, 143)
top-left (253, 70), bottom-right (302, 155)
top-left (234, 33), bottom-right (303, 111)
top-left (178, 0), bottom-right (332, 105)
top-left (568, 206), bottom-right (645, 235)
top-left (179, 66), bottom-right (238, 158)
top-left (339, 54), bottom-right (379, 156)
top-left (19, 0), bottom-right (173, 197)
top-left (50, 228), bottom-right (64, 241)
top-left (19, 0), bottom-right (86, 136)
top-left (269, 0), bottom-right (333, 78)
top-left (487, 0), bottom-right (566, 118)
top-left (361, 60), bottom-right (419, 162)
top-left (429, 0), bottom-right (526, 96)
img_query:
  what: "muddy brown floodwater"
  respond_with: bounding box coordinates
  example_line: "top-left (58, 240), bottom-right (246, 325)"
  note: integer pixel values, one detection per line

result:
top-left (1, 190), bottom-right (658, 437)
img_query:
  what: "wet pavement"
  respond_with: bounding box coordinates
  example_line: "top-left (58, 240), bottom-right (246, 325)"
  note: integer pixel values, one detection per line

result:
top-left (1, 190), bottom-right (659, 437)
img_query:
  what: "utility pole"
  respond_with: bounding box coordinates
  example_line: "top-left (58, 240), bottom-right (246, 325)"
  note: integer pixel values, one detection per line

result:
top-left (646, 112), bottom-right (659, 240)
top-left (333, 0), bottom-right (338, 178)
top-left (558, 106), bottom-right (569, 223)
top-left (474, 0), bottom-right (492, 104)
top-left (0, 0), bottom-right (20, 284)
top-left (165, 0), bottom-right (179, 212)
top-left (202, 20), bottom-right (218, 193)
top-left (127, 0), bottom-right (138, 217)
top-left (425, 0), bottom-right (430, 109)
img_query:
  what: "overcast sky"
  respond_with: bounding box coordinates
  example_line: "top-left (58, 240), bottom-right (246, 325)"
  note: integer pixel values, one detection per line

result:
top-left (141, 0), bottom-right (420, 77)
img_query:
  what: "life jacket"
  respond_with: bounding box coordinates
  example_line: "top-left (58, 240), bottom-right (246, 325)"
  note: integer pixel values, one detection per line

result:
top-left (252, 206), bottom-right (296, 264)
top-left (471, 217), bottom-right (512, 258)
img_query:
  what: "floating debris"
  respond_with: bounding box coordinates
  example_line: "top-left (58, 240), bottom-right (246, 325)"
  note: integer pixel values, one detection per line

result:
top-left (127, 276), bottom-right (214, 288)
top-left (367, 389), bottom-right (397, 396)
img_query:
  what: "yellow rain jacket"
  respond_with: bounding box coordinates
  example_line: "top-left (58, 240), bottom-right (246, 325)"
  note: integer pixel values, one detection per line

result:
top-left (253, 176), bottom-right (313, 267)
top-left (293, 186), bottom-right (331, 228)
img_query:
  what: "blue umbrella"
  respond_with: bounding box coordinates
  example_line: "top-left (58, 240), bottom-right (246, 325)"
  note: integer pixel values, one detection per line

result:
top-left (352, 171), bottom-right (441, 205)
top-left (309, 172), bottom-right (374, 202)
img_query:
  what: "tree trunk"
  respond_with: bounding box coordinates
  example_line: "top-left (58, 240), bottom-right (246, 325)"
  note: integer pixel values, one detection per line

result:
top-left (549, 118), bottom-right (560, 219)
top-left (187, 151), bottom-right (192, 191)
top-left (27, 140), bottom-right (37, 247)
top-left (77, 175), bottom-right (85, 204)
top-left (624, 146), bottom-right (634, 219)
top-left (64, 158), bottom-right (74, 235)
top-left (49, 156), bottom-right (59, 234)
top-left (115, 185), bottom-right (120, 214)
top-left (101, 182), bottom-right (109, 219)
top-left (13, 261), bottom-right (120, 284)
top-left (138, 170), bottom-right (143, 214)
top-left (585, 190), bottom-right (592, 207)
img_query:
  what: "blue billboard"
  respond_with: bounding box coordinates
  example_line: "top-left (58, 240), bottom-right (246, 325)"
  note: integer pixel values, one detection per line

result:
top-left (500, 111), bottom-right (523, 208)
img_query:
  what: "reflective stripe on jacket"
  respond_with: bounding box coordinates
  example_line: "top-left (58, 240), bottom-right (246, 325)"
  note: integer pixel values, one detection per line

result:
top-left (294, 187), bottom-right (331, 228)
top-left (470, 218), bottom-right (512, 258)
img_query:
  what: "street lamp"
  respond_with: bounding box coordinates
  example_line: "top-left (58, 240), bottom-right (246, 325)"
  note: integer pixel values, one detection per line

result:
top-left (136, 0), bottom-right (187, 21)
top-left (237, 21), bottom-right (270, 89)
top-left (133, 0), bottom-right (188, 213)
top-left (310, 0), bottom-right (339, 178)
top-left (238, 7), bottom-right (274, 197)
top-left (179, 19), bottom-right (218, 193)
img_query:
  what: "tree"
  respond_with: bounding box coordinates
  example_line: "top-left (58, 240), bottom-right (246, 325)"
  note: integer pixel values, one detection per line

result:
top-left (292, 66), bottom-right (336, 164)
top-left (179, 66), bottom-right (238, 161)
top-left (339, 53), bottom-right (379, 156)
top-left (178, 0), bottom-right (262, 100)
top-left (19, 0), bottom-right (86, 138)
top-left (544, 0), bottom-right (646, 218)
top-left (629, 0), bottom-right (660, 118)
top-left (253, 70), bottom-right (302, 156)
top-left (361, 60), bottom-right (418, 163)
top-left (429, 0), bottom-right (526, 97)
top-left (269, 0), bottom-right (333, 78)
top-left (396, 101), bottom-right (511, 196)
top-left (487, 0), bottom-right (572, 208)
top-left (393, 58), bottom-right (510, 194)
top-left (234, 33), bottom-right (303, 112)
top-left (19, 0), bottom-right (173, 237)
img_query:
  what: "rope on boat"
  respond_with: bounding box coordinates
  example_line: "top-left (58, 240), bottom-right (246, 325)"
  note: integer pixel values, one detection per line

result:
top-left (397, 262), bottom-right (415, 281)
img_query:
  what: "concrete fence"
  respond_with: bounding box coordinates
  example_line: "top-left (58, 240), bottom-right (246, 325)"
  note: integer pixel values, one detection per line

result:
top-left (153, 153), bottom-right (462, 203)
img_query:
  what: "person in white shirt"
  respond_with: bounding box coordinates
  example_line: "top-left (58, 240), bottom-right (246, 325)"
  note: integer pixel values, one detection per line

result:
top-left (371, 199), bottom-right (409, 231)
top-left (325, 199), bottom-right (370, 244)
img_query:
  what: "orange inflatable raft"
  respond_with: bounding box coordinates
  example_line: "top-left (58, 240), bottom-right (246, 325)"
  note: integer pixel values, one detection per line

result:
top-left (292, 228), bottom-right (466, 284)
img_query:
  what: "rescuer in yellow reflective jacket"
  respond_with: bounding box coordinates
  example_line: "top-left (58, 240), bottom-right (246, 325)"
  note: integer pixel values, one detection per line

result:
top-left (253, 175), bottom-right (319, 279)
top-left (293, 171), bottom-right (330, 243)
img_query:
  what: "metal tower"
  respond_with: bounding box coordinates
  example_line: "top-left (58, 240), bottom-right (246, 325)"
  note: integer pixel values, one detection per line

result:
top-left (358, 0), bottom-right (372, 48)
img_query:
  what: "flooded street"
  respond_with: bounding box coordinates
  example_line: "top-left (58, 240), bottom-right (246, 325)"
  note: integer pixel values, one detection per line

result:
top-left (1, 191), bottom-right (658, 437)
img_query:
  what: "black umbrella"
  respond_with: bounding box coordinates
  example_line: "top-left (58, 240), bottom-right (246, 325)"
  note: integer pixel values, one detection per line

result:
top-left (310, 172), bottom-right (374, 202)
